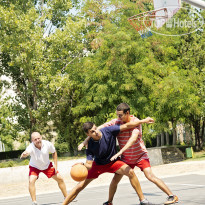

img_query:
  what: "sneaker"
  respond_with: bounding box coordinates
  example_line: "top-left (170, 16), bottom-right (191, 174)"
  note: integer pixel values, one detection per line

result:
top-left (103, 201), bottom-right (113, 205)
top-left (32, 202), bottom-right (38, 205)
top-left (140, 199), bottom-right (154, 205)
top-left (164, 195), bottom-right (179, 204)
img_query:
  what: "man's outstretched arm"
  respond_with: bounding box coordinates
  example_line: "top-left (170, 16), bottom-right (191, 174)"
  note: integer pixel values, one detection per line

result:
top-left (119, 117), bottom-right (154, 131)
top-left (78, 117), bottom-right (154, 151)
top-left (20, 150), bottom-right (30, 159)
top-left (110, 117), bottom-right (155, 161)
top-left (110, 129), bottom-right (139, 161)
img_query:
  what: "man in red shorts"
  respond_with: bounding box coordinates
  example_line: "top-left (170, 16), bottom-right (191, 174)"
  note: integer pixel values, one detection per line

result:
top-left (20, 132), bottom-right (67, 205)
top-left (79, 103), bottom-right (178, 205)
top-left (63, 121), bottom-right (154, 205)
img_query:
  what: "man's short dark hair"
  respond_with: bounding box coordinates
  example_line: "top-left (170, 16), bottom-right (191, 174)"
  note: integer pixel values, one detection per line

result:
top-left (82, 122), bottom-right (94, 133)
top-left (116, 103), bottom-right (130, 114)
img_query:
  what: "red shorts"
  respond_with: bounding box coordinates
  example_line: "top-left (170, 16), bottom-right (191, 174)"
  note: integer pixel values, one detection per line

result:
top-left (128, 159), bottom-right (151, 171)
top-left (29, 162), bottom-right (58, 178)
top-left (87, 160), bottom-right (126, 179)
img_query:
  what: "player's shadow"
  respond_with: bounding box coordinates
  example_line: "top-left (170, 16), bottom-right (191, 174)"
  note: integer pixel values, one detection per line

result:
top-left (131, 192), bottom-right (162, 196)
top-left (130, 203), bottom-right (163, 205)
top-left (144, 192), bottom-right (161, 196)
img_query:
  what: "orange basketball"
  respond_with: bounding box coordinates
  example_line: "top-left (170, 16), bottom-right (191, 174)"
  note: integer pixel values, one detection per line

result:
top-left (70, 163), bottom-right (88, 182)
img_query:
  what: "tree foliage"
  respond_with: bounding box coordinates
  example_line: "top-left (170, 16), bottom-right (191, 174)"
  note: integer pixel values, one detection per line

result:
top-left (0, 0), bottom-right (204, 152)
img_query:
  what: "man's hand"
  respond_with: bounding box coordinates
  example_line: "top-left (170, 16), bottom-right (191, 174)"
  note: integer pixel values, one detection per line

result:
top-left (78, 137), bottom-right (91, 151)
top-left (78, 143), bottom-right (84, 151)
top-left (144, 117), bottom-right (155, 124)
top-left (20, 151), bottom-right (29, 159)
top-left (110, 150), bottom-right (123, 161)
top-left (53, 164), bottom-right (57, 174)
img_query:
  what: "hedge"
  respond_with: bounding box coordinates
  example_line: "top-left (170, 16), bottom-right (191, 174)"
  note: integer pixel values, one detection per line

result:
top-left (0, 150), bottom-right (24, 160)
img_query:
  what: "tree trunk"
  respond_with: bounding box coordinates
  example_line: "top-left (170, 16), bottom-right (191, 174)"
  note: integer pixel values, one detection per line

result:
top-left (172, 119), bottom-right (177, 145)
top-left (157, 134), bottom-right (160, 147)
top-left (165, 132), bottom-right (169, 145)
top-left (161, 132), bottom-right (165, 146)
top-left (29, 79), bottom-right (38, 139)
top-left (194, 119), bottom-right (201, 151)
top-left (173, 128), bottom-right (177, 145)
top-left (201, 120), bottom-right (205, 149)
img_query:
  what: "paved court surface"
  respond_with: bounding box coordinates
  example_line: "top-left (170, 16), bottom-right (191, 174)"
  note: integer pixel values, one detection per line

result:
top-left (1, 173), bottom-right (205, 205)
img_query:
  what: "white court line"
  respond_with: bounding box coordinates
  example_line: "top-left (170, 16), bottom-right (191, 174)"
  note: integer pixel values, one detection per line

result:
top-left (166, 183), bottom-right (205, 187)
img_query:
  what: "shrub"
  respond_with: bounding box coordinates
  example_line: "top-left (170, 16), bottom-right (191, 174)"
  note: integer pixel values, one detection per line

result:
top-left (0, 160), bottom-right (14, 168)
top-left (55, 142), bottom-right (69, 154)
top-left (7, 161), bottom-right (14, 167)
top-left (0, 150), bottom-right (24, 160)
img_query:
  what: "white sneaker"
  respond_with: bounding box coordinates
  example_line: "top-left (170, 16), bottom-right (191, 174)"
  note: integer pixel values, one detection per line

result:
top-left (140, 199), bottom-right (154, 205)
top-left (32, 202), bottom-right (38, 205)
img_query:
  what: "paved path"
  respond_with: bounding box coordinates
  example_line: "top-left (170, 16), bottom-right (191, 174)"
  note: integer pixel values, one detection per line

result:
top-left (0, 173), bottom-right (205, 205)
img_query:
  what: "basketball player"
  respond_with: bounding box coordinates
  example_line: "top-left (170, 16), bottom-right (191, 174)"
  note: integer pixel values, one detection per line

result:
top-left (20, 132), bottom-right (67, 205)
top-left (63, 121), bottom-right (154, 205)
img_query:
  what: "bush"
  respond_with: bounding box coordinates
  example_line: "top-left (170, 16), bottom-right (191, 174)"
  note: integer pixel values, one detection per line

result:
top-left (0, 150), bottom-right (24, 160)
top-left (0, 162), bottom-right (7, 168)
top-left (7, 161), bottom-right (14, 167)
top-left (55, 142), bottom-right (69, 154)
top-left (0, 159), bottom-right (29, 168)
top-left (0, 160), bottom-right (14, 168)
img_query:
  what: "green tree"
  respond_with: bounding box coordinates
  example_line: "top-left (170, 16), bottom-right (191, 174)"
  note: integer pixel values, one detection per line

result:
top-left (0, 0), bottom-right (204, 152)
top-left (0, 99), bottom-right (17, 151)
top-left (0, 0), bottom-right (90, 152)
top-left (177, 32), bottom-right (205, 150)
top-left (0, 1), bottom-right (83, 139)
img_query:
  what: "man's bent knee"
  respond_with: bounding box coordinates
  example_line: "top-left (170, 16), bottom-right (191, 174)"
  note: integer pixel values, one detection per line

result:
top-left (116, 165), bottom-right (132, 176)
top-left (128, 168), bottom-right (135, 177)
top-left (145, 172), bottom-right (158, 182)
top-left (57, 178), bottom-right (64, 184)
top-left (149, 175), bottom-right (159, 183)
top-left (121, 165), bottom-right (134, 177)
top-left (52, 173), bottom-right (64, 182)
top-left (56, 174), bottom-right (64, 182)
top-left (29, 175), bottom-right (37, 184)
top-left (76, 181), bottom-right (88, 192)
top-left (56, 173), bottom-right (63, 178)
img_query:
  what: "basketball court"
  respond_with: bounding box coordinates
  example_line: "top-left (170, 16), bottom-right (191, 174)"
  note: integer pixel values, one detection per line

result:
top-left (0, 173), bottom-right (205, 205)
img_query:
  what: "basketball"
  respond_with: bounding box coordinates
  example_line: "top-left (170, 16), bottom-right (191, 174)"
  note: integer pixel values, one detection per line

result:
top-left (70, 163), bottom-right (88, 182)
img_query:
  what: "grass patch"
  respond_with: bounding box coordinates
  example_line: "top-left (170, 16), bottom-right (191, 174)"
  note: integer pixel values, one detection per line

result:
top-left (185, 148), bottom-right (205, 161)
top-left (0, 159), bottom-right (30, 168)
